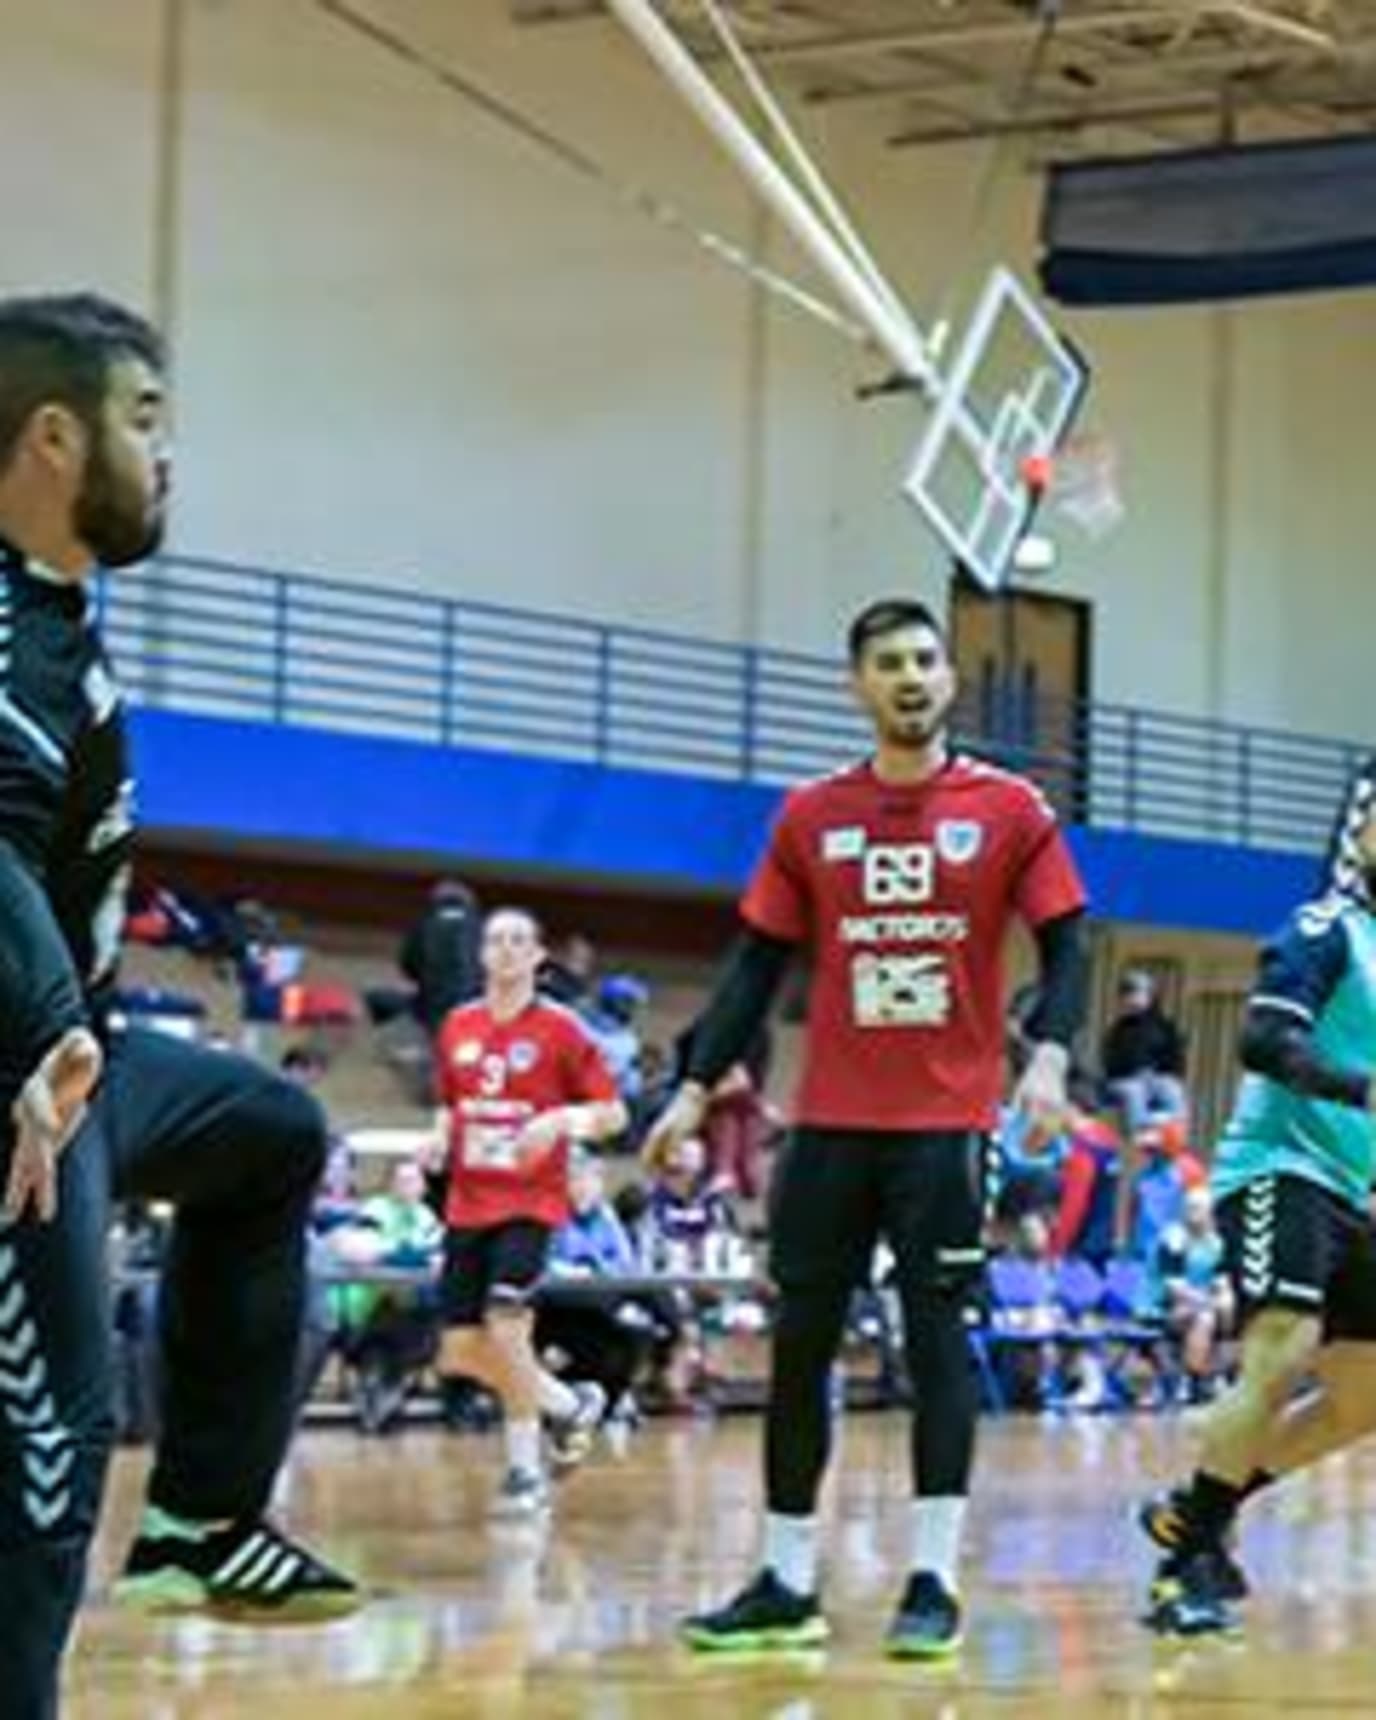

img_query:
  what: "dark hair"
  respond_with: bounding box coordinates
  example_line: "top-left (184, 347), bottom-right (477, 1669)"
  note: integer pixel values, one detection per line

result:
top-left (430, 876), bottom-right (476, 908)
top-left (846, 597), bottom-right (947, 666)
top-left (0, 292), bottom-right (164, 470)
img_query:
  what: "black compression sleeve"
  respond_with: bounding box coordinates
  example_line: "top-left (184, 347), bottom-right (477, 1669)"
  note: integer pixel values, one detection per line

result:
top-left (684, 928), bottom-right (793, 1089)
top-left (1025, 909), bottom-right (1089, 1050)
top-left (0, 839), bottom-right (87, 1076)
top-left (1239, 1004), bottom-right (1370, 1109)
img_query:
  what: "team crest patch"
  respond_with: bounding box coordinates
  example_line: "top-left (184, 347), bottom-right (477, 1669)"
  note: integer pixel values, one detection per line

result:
top-left (508, 1040), bottom-right (540, 1074)
top-left (453, 1039), bottom-right (484, 1067)
top-left (936, 820), bottom-right (983, 864)
top-left (822, 826), bottom-right (867, 862)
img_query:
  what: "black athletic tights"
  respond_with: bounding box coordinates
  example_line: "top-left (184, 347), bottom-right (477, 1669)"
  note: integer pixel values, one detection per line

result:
top-left (763, 1128), bottom-right (985, 1516)
top-left (0, 1028), bottom-right (326, 1720)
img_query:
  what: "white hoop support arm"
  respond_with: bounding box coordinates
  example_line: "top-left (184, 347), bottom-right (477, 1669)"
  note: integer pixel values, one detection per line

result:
top-left (695, 0), bottom-right (916, 355)
top-left (605, 0), bottom-right (937, 390)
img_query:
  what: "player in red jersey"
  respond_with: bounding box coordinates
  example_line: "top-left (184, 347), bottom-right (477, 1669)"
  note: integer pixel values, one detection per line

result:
top-left (651, 597), bottom-right (1089, 1657)
top-left (434, 908), bottom-right (627, 1518)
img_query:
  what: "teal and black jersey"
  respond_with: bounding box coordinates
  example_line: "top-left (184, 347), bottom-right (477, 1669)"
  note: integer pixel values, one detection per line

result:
top-left (1213, 895), bottom-right (1376, 1215)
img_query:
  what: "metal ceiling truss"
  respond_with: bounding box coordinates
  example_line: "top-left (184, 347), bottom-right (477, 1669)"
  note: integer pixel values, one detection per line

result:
top-left (513, 0), bottom-right (1376, 157)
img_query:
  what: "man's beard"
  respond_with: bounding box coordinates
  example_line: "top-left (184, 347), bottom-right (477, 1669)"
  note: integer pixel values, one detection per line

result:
top-left (74, 436), bottom-right (165, 568)
top-left (885, 700), bottom-right (949, 750)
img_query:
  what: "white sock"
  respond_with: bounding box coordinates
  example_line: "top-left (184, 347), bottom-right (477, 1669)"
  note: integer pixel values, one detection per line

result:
top-left (537, 1374), bottom-right (579, 1422)
top-left (505, 1418), bottom-right (543, 1477)
top-left (142, 1504), bottom-right (232, 1543)
top-left (763, 1513), bottom-right (819, 1596)
top-left (911, 1496), bottom-right (967, 1591)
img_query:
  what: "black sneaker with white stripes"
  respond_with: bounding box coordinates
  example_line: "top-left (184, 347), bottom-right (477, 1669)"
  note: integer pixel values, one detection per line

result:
top-left (115, 1516), bottom-right (362, 1622)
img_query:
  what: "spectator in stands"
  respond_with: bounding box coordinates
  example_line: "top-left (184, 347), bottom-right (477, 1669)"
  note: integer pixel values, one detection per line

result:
top-left (538, 1154), bottom-right (649, 1416)
top-left (1102, 968), bottom-right (1187, 1131)
top-left (297, 1140), bottom-right (360, 1411)
top-left (549, 1152), bottom-right (637, 1276)
top-left (311, 1141), bottom-right (360, 1235)
top-left (606, 1176), bottom-right (691, 1409)
top-left (995, 1101), bottom-right (1068, 1231)
top-left (400, 878), bottom-right (483, 1033)
top-left (1130, 1115), bottom-right (1206, 1263)
top-left (646, 1135), bottom-right (735, 1272)
top-left (584, 975), bottom-right (649, 1110)
top-left (356, 1157), bottom-right (446, 1265)
top-left (1152, 1187), bottom-right (1235, 1403)
top-left (995, 991), bottom-right (1073, 1228)
top-left (630, 1040), bottom-right (675, 1142)
top-left (1050, 1093), bottom-right (1124, 1268)
top-left (541, 933), bottom-right (598, 1009)
top-left (639, 1137), bottom-right (737, 1410)
top-left (328, 1158), bottom-right (444, 1433)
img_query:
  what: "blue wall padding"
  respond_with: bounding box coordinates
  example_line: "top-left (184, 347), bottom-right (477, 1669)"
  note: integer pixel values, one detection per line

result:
top-left (131, 709), bottom-right (1313, 936)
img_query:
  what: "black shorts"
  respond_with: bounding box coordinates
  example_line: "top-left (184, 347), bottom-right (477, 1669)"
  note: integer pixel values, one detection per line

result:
top-left (440, 1220), bottom-right (552, 1327)
top-left (768, 1127), bottom-right (988, 1298)
top-left (1216, 1175), bottom-right (1376, 1342)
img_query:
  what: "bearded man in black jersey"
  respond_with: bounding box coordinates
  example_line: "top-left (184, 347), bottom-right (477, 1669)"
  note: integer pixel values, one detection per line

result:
top-left (0, 294), bottom-right (358, 1720)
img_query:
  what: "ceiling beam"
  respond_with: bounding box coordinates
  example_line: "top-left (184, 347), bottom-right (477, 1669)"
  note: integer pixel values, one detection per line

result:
top-left (807, 41), bottom-right (1299, 109)
top-left (888, 82), bottom-right (1374, 146)
top-left (744, 7), bottom-right (1212, 65)
top-left (520, 0), bottom-right (1338, 60)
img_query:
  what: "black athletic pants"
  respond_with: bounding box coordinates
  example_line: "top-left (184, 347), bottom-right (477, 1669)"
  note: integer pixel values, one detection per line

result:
top-left (765, 1127), bottom-right (987, 1518)
top-left (0, 1028), bottom-right (327, 1720)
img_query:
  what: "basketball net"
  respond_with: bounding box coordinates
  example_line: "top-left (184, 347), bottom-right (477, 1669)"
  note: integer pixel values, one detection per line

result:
top-left (1028, 434), bottom-right (1125, 541)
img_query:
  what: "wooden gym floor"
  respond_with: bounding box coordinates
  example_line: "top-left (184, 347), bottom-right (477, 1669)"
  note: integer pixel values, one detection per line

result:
top-left (69, 1414), bottom-right (1376, 1717)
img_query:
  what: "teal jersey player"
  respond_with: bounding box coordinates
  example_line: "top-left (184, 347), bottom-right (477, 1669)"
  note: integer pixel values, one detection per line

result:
top-left (1213, 893), bottom-right (1376, 1215)
top-left (1140, 757), bottom-right (1376, 1642)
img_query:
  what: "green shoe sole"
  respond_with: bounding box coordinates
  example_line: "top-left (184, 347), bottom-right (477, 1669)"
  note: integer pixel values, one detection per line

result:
top-left (885, 1629), bottom-right (965, 1661)
top-left (680, 1616), bottom-right (830, 1654)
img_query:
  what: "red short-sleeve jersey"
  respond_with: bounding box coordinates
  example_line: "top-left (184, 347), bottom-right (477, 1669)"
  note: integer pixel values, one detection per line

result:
top-left (740, 755), bottom-right (1086, 1131)
top-left (436, 999), bottom-right (618, 1230)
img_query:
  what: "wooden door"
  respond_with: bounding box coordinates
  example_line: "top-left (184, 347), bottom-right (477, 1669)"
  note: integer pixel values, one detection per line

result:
top-left (949, 580), bottom-right (1091, 818)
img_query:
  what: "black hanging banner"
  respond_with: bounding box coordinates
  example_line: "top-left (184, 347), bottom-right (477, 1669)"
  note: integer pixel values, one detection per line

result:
top-left (1040, 133), bottom-right (1376, 307)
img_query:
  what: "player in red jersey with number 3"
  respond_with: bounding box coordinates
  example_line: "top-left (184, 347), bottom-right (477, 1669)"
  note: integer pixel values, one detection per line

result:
top-left (650, 598), bottom-right (1089, 1658)
top-left (434, 908), bottom-right (627, 1519)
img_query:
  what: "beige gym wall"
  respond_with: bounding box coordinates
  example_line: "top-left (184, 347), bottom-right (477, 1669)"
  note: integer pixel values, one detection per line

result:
top-left (3, 0), bottom-right (1373, 740)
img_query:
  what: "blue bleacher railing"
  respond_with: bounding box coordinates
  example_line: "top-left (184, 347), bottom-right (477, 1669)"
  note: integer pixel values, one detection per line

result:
top-left (102, 554), bottom-right (1361, 858)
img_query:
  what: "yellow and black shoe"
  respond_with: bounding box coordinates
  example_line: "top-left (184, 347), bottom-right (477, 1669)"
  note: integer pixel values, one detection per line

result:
top-left (681, 1569), bottom-right (829, 1653)
top-left (1139, 1491), bottom-right (1248, 1601)
top-left (1143, 1550), bottom-right (1240, 1638)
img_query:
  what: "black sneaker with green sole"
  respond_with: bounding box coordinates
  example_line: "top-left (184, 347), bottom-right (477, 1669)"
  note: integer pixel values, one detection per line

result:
top-left (114, 1516), bottom-right (362, 1623)
top-left (681, 1568), bottom-right (829, 1653)
top-left (885, 1570), bottom-right (964, 1660)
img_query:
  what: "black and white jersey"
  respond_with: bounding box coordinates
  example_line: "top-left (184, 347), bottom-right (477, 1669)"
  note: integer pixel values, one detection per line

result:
top-left (0, 537), bottom-right (134, 1088)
